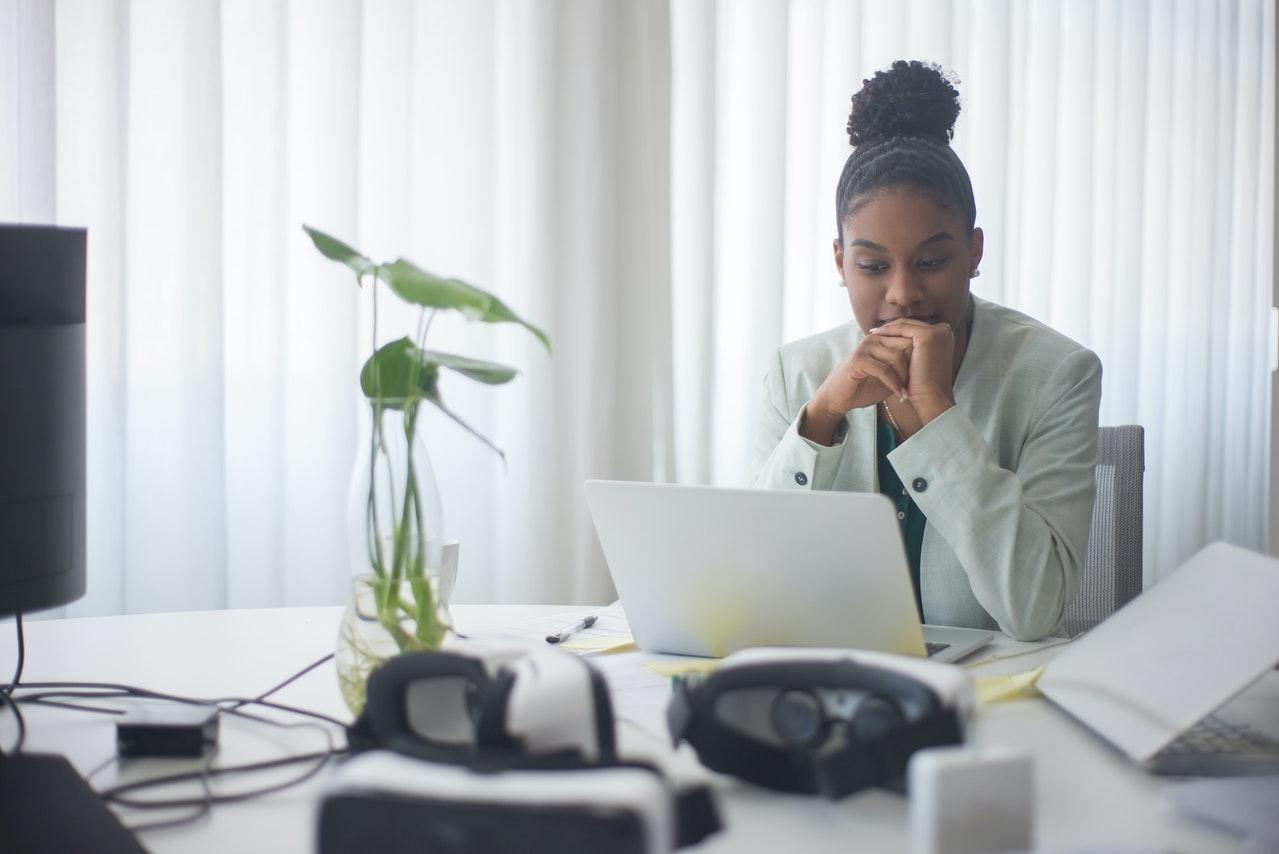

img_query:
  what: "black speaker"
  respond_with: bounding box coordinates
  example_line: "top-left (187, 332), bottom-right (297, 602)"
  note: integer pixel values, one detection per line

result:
top-left (0, 223), bottom-right (86, 616)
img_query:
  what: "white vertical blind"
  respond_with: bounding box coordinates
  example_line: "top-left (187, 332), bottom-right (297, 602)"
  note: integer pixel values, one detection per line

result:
top-left (51, 0), bottom-right (127, 617)
top-left (1, 0), bottom-right (54, 221)
top-left (709, 0), bottom-right (788, 485)
top-left (222, 0), bottom-right (289, 607)
top-left (670, 0), bottom-right (716, 485)
top-left (120, 0), bottom-right (227, 611)
top-left (670, 0), bottom-right (1275, 584)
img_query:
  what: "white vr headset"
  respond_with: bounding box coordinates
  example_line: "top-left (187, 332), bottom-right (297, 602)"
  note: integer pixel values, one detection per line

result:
top-left (321, 643), bottom-right (721, 854)
top-left (349, 641), bottom-right (617, 768)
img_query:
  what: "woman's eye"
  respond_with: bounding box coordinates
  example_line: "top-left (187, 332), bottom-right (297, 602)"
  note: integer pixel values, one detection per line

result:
top-left (856, 262), bottom-right (888, 273)
top-left (917, 257), bottom-right (950, 270)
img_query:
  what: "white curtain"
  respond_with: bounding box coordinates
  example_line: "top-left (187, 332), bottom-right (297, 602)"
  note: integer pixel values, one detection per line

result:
top-left (3, 0), bottom-right (672, 616)
top-left (3, 0), bottom-right (1273, 616)
top-left (671, 0), bottom-right (1275, 586)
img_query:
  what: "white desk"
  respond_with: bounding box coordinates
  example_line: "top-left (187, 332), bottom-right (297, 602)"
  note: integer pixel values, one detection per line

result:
top-left (0, 605), bottom-right (1260, 853)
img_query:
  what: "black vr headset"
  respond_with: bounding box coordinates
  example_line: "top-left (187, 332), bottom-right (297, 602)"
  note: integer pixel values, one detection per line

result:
top-left (667, 647), bottom-right (974, 799)
top-left (323, 643), bottom-right (721, 854)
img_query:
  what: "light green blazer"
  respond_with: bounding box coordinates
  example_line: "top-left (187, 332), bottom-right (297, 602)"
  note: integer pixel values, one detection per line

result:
top-left (751, 296), bottom-right (1102, 641)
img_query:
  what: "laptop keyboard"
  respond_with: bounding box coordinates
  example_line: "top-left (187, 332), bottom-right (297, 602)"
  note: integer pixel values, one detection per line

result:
top-left (1158, 714), bottom-right (1279, 756)
top-left (925, 642), bottom-right (951, 657)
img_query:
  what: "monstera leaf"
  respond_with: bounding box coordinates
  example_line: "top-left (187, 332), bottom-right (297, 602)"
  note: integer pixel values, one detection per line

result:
top-left (359, 337), bottom-right (509, 459)
top-left (303, 224), bottom-right (374, 277)
top-left (377, 258), bottom-right (551, 354)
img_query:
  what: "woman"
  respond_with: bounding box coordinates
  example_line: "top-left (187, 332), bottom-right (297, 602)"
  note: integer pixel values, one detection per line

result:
top-left (752, 61), bottom-right (1101, 641)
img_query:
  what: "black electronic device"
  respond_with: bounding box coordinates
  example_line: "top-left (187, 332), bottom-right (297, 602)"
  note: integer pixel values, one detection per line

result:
top-left (116, 704), bottom-right (220, 758)
top-left (0, 752), bottom-right (145, 854)
top-left (0, 223), bottom-right (87, 616)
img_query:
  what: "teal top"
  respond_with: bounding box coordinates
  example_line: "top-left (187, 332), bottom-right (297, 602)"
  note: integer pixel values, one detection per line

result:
top-left (876, 420), bottom-right (927, 621)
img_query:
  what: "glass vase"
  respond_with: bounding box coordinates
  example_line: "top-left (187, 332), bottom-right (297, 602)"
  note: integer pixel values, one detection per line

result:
top-left (335, 400), bottom-right (453, 716)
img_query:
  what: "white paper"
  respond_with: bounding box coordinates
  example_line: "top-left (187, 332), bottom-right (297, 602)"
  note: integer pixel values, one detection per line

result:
top-left (470, 602), bottom-right (633, 653)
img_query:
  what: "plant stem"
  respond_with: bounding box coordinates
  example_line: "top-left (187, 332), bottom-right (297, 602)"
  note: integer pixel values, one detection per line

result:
top-left (367, 409), bottom-right (387, 581)
top-left (404, 406), bottom-right (442, 646)
top-left (390, 403), bottom-right (419, 584)
top-left (418, 308), bottom-right (437, 350)
top-left (407, 420), bottom-right (427, 581)
top-left (369, 576), bottom-right (414, 652)
top-left (365, 491), bottom-right (379, 572)
top-left (364, 266), bottom-right (388, 582)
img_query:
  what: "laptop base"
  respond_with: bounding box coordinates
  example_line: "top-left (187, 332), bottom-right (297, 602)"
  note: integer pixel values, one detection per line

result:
top-left (1147, 715), bottom-right (1279, 777)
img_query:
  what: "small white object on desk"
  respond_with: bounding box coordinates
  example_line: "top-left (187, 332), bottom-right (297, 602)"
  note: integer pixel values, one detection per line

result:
top-left (908, 745), bottom-right (1034, 854)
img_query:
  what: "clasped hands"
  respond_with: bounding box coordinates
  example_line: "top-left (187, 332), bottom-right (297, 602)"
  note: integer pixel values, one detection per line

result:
top-left (800, 319), bottom-right (958, 446)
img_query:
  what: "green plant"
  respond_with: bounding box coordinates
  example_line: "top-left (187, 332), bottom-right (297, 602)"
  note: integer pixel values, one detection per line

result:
top-left (304, 224), bottom-right (550, 653)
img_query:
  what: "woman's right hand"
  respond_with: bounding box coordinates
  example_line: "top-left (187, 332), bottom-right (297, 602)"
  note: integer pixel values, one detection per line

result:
top-left (799, 334), bottom-right (912, 445)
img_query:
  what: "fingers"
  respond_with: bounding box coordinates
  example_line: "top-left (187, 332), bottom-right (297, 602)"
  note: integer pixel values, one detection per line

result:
top-left (865, 333), bottom-right (914, 360)
top-left (868, 318), bottom-right (952, 341)
top-left (851, 341), bottom-right (908, 399)
top-left (854, 361), bottom-right (903, 401)
top-left (859, 337), bottom-right (911, 398)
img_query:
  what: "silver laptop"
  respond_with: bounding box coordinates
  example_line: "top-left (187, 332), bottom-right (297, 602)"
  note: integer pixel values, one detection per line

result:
top-left (582, 480), bottom-right (992, 664)
top-left (1037, 541), bottom-right (1279, 776)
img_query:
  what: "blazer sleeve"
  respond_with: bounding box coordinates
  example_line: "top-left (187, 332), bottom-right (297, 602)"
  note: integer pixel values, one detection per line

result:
top-left (887, 348), bottom-right (1102, 640)
top-left (750, 349), bottom-right (846, 490)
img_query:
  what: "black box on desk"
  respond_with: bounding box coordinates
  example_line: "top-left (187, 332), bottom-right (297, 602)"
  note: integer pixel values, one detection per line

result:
top-left (116, 704), bottom-right (219, 758)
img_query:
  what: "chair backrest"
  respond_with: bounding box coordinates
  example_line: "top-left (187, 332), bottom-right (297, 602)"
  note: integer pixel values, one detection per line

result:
top-left (1061, 425), bottom-right (1145, 637)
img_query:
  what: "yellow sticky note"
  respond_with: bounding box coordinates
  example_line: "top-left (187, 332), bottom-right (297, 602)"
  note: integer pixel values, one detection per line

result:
top-left (559, 637), bottom-right (638, 654)
top-left (974, 666), bottom-right (1046, 704)
top-left (644, 659), bottom-right (721, 678)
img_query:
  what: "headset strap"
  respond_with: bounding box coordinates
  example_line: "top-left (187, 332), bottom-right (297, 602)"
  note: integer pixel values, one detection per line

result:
top-left (352, 717), bottom-right (721, 848)
top-left (673, 781), bottom-right (722, 848)
top-left (811, 708), bottom-right (963, 799)
top-left (677, 700), bottom-right (962, 800)
top-left (611, 759), bottom-right (722, 849)
top-left (679, 719), bottom-right (822, 794)
top-left (346, 709), bottom-right (377, 753)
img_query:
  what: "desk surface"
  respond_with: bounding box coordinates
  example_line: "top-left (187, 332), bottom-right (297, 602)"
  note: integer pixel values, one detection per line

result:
top-left (0, 605), bottom-right (1257, 853)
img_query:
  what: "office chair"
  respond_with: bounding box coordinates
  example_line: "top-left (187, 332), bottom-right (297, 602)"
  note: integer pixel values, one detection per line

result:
top-left (1062, 425), bottom-right (1145, 637)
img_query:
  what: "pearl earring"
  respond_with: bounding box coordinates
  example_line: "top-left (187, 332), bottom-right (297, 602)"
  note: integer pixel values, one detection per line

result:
top-left (970, 269), bottom-right (981, 278)
top-left (836, 279), bottom-right (846, 288)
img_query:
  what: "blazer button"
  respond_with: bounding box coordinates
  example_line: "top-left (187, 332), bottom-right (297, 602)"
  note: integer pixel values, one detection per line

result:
top-left (794, 472), bottom-right (808, 486)
top-left (911, 477), bottom-right (927, 493)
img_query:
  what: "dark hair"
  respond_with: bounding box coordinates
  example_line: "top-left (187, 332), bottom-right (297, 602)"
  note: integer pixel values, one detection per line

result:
top-left (835, 60), bottom-right (977, 242)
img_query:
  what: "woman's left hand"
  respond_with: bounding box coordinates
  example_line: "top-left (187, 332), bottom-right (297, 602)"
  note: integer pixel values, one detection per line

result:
top-left (869, 318), bottom-right (957, 424)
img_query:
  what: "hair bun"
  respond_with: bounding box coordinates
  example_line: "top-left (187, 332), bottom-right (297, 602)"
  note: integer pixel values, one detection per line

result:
top-left (846, 60), bottom-right (960, 147)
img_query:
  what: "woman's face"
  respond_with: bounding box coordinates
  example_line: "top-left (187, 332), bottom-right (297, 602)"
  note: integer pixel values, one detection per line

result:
top-left (834, 189), bottom-right (983, 336)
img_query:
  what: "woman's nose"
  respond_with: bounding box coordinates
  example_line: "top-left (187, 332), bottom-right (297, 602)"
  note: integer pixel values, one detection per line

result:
top-left (884, 270), bottom-right (925, 307)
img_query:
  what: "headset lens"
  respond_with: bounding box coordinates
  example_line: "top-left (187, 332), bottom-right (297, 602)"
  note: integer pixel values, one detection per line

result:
top-left (770, 689), bottom-right (824, 747)
top-left (404, 676), bottom-right (484, 746)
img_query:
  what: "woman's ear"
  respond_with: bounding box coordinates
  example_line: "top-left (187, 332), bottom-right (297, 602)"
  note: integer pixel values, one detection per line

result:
top-left (969, 227), bottom-right (984, 276)
top-left (833, 237), bottom-right (845, 276)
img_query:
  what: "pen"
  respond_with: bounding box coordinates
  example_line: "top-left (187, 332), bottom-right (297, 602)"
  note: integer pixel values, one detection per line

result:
top-left (545, 615), bottom-right (597, 644)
